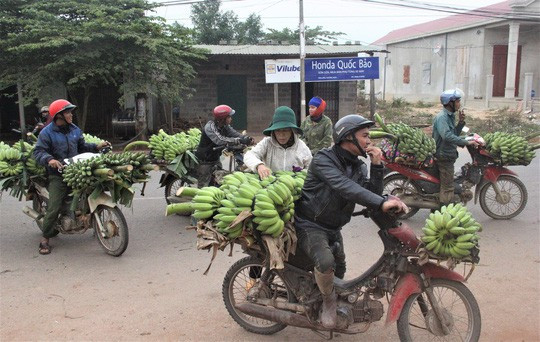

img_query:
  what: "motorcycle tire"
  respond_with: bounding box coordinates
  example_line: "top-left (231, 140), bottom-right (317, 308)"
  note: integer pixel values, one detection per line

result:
top-left (397, 278), bottom-right (481, 342)
top-left (164, 177), bottom-right (194, 216)
top-left (222, 256), bottom-right (292, 335)
top-left (479, 175), bottom-right (528, 220)
top-left (383, 174), bottom-right (420, 219)
top-left (93, 205), bottom-right (129, 257)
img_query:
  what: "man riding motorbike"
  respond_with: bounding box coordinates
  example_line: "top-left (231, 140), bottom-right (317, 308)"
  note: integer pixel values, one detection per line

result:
top-left (194, 104), bottom-right (253, 187)
top-left (33, 99), bottom-right (110, 255)
top-left (294, 114), bottom-right (408, 329)
top-left (433, 89), bottom-right (479, 206)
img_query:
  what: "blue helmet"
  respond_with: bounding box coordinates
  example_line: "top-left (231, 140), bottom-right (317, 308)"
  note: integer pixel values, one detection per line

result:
top-left (440, 88), bottom-right (464, 105)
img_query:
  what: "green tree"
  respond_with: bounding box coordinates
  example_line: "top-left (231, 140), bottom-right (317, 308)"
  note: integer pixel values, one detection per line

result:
top-left (190, 0), bottom-right (265, 44)
top-left (236, 14), bottom-right (265, 45)
top-left (265, 26), bottom-right (345, 45)
top-left (0, 0), bottom-right (206, 130)
top-left (191, 0), bottom-right (237, 44)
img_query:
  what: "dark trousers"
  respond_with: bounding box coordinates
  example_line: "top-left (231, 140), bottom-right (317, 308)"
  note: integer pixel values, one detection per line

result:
top-left (196, 161), bottom-right (220, 188)
top-left (437, 159), bottom-right (455, 205)
top-left (41, 175), bottom-right (68, 238)
top-left (295, 216), bottom-right (346, 279)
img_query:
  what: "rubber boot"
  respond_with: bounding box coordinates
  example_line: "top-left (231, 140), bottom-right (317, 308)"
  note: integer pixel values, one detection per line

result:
top-left (314, 269), bottom-right (337, 329)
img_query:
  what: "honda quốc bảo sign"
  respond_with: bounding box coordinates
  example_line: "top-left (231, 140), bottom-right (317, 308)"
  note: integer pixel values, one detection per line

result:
top-left (305, 57), bottom-right (379, 82)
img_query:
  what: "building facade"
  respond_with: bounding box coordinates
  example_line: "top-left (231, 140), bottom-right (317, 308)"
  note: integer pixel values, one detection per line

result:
top-left (373, 0), bottom-right (540, 109)
top-left (173, 44), bottom-right (380, 133)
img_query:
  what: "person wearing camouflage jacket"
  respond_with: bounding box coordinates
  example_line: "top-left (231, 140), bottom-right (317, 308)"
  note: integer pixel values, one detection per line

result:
top-left (300, 96), bottom-right (333, 155)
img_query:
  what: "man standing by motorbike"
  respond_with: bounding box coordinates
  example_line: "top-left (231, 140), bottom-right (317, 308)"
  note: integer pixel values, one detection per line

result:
top-left (33, 99), bottom-right (110, 255)
top-left (295, 114), bottom-right (407, 329)
top-left (194, 104), bottom-right (253, 187)
top-left (433, 89), bottom-right (479, 206)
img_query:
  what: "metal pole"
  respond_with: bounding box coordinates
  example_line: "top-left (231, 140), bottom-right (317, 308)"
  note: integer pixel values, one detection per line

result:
top-left (274, 83), bottom-right (279, 108)
top-left (299, 0), bottom-right (306, 121)
top-left (17, 79), bottom-right (26, 141)
top-left (368, 52), bottom-right (376, 120)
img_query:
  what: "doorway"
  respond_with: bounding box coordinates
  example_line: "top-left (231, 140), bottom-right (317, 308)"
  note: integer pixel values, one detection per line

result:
top-left (217, 75), bottom-right (247, 130)
top-left (492, 45), bottom-right (522, 97)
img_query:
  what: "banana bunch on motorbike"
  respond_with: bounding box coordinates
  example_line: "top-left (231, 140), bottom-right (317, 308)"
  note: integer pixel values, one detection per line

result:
top-left (483, 131), bottom-right (539, 165)
top-left (370, 113), bottom-right (436, 166)
top-left (146, 128), bottom-right (201, 162)
top-left (420, 203), bottom-right (481, 259)
top-left (166, 171), bottom-right (305, 240)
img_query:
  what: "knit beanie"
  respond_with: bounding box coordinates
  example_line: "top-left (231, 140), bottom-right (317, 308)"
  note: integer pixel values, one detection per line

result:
top-left (308, 97), bottom-right (326, 117)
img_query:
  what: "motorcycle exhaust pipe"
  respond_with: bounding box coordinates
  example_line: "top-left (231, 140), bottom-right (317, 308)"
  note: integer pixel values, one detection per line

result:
top-left (235, 303), bottom-right (329, 331)
top-left (399, 196), bottom-right (441, 209)
top-left (22, 206), bottom-right (41, 220)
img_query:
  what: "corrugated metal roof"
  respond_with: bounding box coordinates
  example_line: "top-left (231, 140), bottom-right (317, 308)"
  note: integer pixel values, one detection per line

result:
top-left (373, 0), bottom-right (512, 45)
top-left (194, 44), bottom-right (387, 56)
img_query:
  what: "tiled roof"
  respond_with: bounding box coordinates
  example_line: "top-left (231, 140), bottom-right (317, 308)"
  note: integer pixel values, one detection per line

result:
top-left (373, 0), bottom-right (513, 45)
top-left (194, 44), bottom-right (387, 56)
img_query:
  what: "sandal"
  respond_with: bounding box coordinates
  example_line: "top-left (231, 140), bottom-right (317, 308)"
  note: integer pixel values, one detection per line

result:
top-left (39, 242), bottom-right (51, 255)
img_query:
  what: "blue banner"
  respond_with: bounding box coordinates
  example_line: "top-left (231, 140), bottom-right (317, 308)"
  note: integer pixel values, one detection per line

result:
top-left (305, 57), bottom-right (379, 82)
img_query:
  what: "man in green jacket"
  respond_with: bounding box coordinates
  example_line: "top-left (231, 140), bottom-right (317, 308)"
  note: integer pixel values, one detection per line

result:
top-left (300, 96), bottom-right (333, 155)
top-left (432, 89), bottom-right (478, 205)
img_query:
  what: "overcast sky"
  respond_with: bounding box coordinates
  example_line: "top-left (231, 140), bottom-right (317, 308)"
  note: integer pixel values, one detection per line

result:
top-left (150, 0), bottom-right (506, 45)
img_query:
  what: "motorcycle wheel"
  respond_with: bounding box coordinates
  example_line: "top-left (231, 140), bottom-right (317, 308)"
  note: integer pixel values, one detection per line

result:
top-left (222, 256), bottom-right (292, 335)
top-left (479, 175), bottom-right (527, 219)
top-left (164, 177), bottom-right (195, 216)
top-left (32, 196), bottom-right (47, 232)
top-left (397, 279), bottom-right (481, 342)
top-left (93, 205), bottom-right (129, 257)
top-left (383, 174), bottom-right (420, 219)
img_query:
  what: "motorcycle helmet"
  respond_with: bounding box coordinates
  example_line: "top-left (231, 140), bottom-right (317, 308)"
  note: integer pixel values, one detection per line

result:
top-left (48, 99), bottom-right (76, 121)
top-left (213, 104), bottom-right (235, 120)
top-left (333, 114), bottom-right (374, 144)
top-left (440, 88), bottom-right (464, 105)
top-left (333, 114), bottom-right (374, 157)
top-left (39, 106), bottom-right (49, 114)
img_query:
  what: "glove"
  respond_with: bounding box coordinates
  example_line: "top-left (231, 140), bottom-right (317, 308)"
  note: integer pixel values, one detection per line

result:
top-left (239, 135), bottom-right (252, 145)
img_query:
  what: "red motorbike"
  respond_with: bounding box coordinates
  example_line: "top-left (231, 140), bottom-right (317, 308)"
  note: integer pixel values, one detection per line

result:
top-left (222, 205), bottom-right (481, 341)
top-left (383, 134), bottom-right (528, 219)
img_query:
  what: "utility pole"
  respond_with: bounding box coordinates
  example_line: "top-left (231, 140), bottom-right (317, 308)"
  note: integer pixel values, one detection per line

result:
top-left (368, 52), bottom-right (376, 120)
top-left (17, 79), bottom-right (26, 141)
top-left (299, 0), bottom-right (306, 121)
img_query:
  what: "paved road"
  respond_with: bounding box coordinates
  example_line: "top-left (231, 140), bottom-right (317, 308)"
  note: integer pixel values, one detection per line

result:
top-left (1, 151), bottom-right (539, 341)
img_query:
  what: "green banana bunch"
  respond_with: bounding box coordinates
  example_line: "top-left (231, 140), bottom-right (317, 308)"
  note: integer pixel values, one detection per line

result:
top-left (373, 113), bottom-right (436, 165)
top-left (483, 132), bottom-right (538, 165)
top-left (421, 203), bottom-right (481, 260)
top-left (0, 147), bottom-right (24, 177)
top-left (167, 170), bottom-right (308, 241)
top-left (148, 128), bottom-right (201, 162)
top-left (83, 133), bottom-right (104, 145)
top-left (191, 186), bottom-right (225, 220)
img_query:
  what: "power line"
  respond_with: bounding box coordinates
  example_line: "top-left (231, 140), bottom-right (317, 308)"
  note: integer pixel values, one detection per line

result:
top-left (353, 0), bottom-right (540, 22)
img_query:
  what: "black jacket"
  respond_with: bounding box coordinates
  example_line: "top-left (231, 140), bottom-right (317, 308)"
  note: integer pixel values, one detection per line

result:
top-left (195, 120), bottom-right (242, 162)
top-left (296, 145), bottom-right (386, 230)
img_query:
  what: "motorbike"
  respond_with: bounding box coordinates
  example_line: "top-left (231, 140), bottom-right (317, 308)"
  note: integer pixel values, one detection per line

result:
top-left (222, 204), bottom-right (481, 340)
top-left (383, 134), bottom-right (528, 219)
top-left (162, 143), bottom-right (248, 205)
top-left (22, 150), bottom-right (129, 256)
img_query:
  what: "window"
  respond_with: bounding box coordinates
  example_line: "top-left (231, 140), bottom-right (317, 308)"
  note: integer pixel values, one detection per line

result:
top-left (403, 65), bottom-right (410, 84)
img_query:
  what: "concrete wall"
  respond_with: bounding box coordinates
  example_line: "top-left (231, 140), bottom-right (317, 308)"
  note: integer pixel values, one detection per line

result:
top-left (376, 18), bottom-right (540, 104)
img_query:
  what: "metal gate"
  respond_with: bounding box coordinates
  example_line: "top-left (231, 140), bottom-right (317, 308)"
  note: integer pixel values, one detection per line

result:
top-left (311, 82), bottom-right (339, 124)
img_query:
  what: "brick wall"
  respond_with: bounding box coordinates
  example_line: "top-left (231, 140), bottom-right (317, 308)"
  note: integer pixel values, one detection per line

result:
top-left (178, 55), bottom-right (358, 134)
